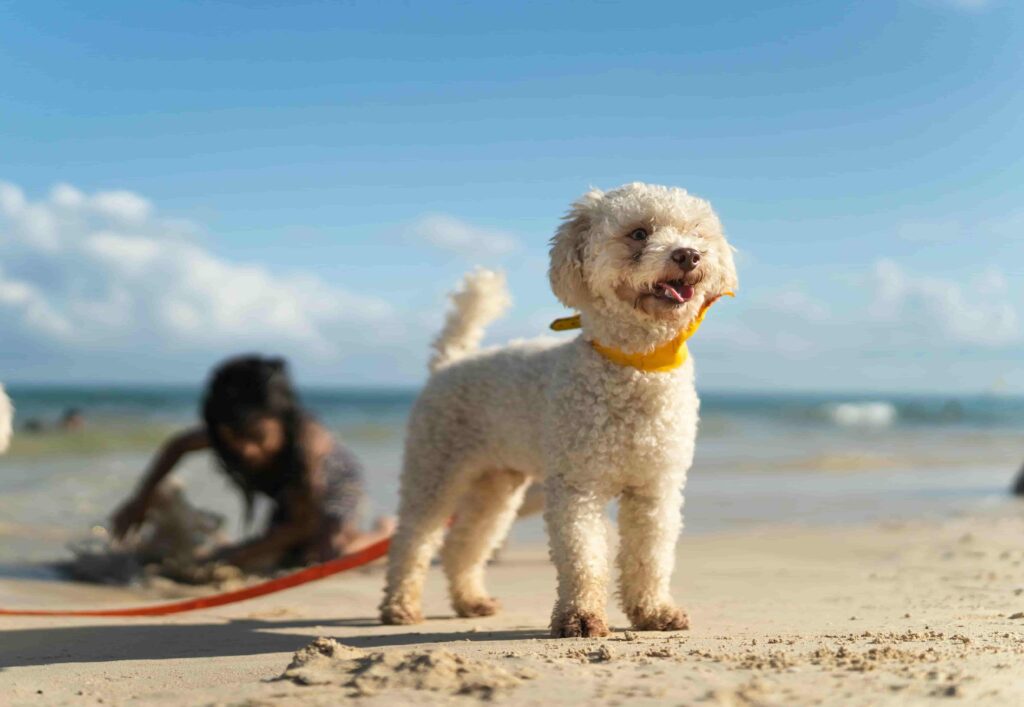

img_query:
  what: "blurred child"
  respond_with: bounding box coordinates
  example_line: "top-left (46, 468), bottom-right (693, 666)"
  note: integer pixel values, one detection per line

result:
top-left (112, 355), bottom-right (393, 572)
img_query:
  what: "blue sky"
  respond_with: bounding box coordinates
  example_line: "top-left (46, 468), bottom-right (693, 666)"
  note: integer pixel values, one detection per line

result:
top-left (1, 0), bottom-right (1022, 392)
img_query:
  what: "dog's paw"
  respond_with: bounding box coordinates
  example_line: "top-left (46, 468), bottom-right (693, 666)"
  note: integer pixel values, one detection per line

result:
top-left (380, 602), bottom-right (424, 626)
top-left (627, 604), bottom-right (690, 632)
top-left (453, 596), bottom-right (501, 618)
top-left (551, 609), bottom-right (610, 638)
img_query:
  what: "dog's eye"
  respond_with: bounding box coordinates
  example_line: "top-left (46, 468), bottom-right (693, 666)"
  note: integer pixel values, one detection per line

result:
top-left (628, 228), bottom-right (648, 241)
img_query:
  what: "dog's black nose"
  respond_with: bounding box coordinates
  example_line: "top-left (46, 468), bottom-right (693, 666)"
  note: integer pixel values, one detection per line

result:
top-left (671, 247), bottom-right (701, 272)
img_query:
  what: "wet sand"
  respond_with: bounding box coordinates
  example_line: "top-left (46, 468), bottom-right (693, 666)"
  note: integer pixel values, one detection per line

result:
top-left (1, 506), bottom-right (1023, 706)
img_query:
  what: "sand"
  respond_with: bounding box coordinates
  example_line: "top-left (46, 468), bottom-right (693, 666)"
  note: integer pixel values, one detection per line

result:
top-left (2, 505), bottom-right (1023, 706)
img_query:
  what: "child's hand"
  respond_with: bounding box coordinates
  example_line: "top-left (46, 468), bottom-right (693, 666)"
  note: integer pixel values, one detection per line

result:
top-left (111, 496), bottom-right (149, 539)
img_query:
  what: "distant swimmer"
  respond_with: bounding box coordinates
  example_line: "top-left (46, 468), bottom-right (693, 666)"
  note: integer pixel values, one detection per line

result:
top-left (20, 407), bottom-right (86, 434)
top-left (1013, 463), bottom-right (1024, 497)
top-left (60, 407), bottom-right (85, 431)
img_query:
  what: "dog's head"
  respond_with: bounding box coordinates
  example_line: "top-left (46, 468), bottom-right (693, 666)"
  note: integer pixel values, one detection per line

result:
top-left (549, 183), bottom-right (737, 349)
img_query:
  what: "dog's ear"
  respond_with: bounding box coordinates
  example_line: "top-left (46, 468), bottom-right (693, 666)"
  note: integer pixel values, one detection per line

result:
top-left (549, 189), bottom-right (603, 309)
top-left (715, 244), bottom-right (739, 298)
top-left (698, 206), bottom-right (739, 301)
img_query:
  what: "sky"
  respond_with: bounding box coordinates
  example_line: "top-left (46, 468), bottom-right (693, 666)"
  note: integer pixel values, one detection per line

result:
top-left (1, 0), bottom-right (1022, 393)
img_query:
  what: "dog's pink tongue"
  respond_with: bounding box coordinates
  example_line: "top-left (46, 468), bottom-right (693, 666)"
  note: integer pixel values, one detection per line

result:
top-left (660, 283), bottom-right (694, 303)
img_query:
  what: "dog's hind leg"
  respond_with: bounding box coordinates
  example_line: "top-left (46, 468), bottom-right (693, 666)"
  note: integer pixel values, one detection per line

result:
top-left (441, 469), bottom-right (530, 618)
top-left (380, 456), bottom-right (468, 626)
top-left (616, 485), bottom-right (689, 631)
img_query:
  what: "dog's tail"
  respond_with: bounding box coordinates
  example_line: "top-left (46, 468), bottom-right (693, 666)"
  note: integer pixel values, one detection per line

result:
top-left (0, 384), bottom-right (13, 454)
top-left (429, 268), bottom-right (511, 373)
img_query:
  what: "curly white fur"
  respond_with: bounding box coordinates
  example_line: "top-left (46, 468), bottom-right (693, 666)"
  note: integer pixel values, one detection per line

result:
top-left (0, 384), bottom-right (12, 453)
top-left (380, 183), bottom-right (738, 637)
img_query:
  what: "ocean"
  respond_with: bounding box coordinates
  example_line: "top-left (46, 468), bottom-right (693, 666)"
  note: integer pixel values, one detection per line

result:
top-left (1, 386), bottom-right (1022, 572)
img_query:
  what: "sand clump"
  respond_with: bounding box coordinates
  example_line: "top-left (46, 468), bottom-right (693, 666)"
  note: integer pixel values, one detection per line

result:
top-left (562, 642), bottom-right (615, 664)
top-left (66, 480), bottom-right (245, 590)
top-left (703, 678), bottom-right (781, 707)
top-left (280, 637), bottom-right (528, 699)
top-left (806, 644), bottom-right (937, 672)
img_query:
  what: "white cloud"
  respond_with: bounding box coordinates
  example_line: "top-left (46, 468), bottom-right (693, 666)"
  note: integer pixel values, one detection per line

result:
top-left (870, 259), bottom-right (1020, 346)
top-left (696, 259), bottom-right (1021, 375)
top-left (50, 183), bottom-right (85, 209)
top-left (695, 284), bottom-right (830, 361)
top-left (407, 213), bottom-right (519, 257)
top-left (0, 183), bottom-right (26, 214)
top-left (763, 288), bottom-right (831, 322)
top-left (0, 270), bottom-right (73, 339)
top-left (0, 180), bottom-right (396, 363)
top-left (91, 190), bottom-right (152, 223)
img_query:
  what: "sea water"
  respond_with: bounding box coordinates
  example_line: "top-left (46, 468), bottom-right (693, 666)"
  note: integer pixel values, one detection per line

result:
top-left (1, 386), bottom-right (1022, 570)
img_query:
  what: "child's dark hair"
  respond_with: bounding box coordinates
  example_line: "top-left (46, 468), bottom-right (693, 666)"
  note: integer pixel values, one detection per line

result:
top-left (201, 355), bottom-right (309, 523)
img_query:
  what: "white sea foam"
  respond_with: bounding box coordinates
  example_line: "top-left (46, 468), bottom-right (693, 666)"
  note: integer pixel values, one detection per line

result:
top-left (824, 401), bottom-right (898, 427)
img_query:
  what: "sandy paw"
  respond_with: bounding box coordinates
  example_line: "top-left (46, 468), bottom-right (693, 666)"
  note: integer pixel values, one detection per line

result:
top-left (551, 609), bottom-right (610, 638)
top-left (628, 604), bottom-right (690, 632)
top-left (454, 596), bottom-right (501, 618)
top-left (380, 602), bottom-right (424, 625)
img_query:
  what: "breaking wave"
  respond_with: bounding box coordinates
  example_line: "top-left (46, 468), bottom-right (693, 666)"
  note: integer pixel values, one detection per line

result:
top-left (823, 401), bottom-right (898, 428)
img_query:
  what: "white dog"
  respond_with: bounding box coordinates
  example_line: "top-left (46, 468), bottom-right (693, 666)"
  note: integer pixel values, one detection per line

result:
top-left (0, 384), bottom-right (12, 453)
top-left (380, 183), bottom-right (738, 637)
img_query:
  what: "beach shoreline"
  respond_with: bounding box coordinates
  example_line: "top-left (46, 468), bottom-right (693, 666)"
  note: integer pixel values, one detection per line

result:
top-left (2, 503), bottom-right (1023, 706)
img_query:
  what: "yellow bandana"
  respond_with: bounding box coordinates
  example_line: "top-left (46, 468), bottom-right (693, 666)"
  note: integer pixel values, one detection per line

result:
top-left (550, 293), bottom-right (733, 373)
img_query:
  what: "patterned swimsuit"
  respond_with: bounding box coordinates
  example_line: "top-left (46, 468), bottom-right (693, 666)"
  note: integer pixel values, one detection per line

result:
top-left (315, 443), bottom-right (367, 529)
top-left (245, 441), bottom-right (366, 562)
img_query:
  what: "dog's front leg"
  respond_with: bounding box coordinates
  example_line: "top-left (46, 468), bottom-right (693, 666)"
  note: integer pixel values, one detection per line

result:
top-left (544, 475), bottom-right (611, 638)
top-left (616, 484), bottom-right (690, 631)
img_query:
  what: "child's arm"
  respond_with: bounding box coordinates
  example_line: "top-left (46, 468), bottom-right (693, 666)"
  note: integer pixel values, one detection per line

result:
top-left (111, 426), bottom-right (209, 538)
top-left (210, 489), bottom-right (322, 570)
